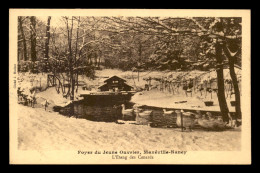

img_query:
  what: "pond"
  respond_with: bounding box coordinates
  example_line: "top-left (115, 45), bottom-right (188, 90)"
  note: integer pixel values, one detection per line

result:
top-left (59, 98), bottom-right (135, 122)
top-left (58, 95), bottom-right (225, 127)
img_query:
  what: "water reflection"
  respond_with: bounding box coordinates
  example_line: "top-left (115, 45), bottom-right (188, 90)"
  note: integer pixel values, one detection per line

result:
top-left (59, 99), bottom-right (223, 127)
top-left (71, 100), bottom-right (134, 122)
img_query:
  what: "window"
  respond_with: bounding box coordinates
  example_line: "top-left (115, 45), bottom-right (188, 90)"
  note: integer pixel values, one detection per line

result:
top-left (112, 80), bottom-right (118, 83)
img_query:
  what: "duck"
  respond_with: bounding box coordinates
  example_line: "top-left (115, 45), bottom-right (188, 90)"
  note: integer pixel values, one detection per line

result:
top-left (206, 112), bottom-right (215, 121)
top-left (214, 117), bottom-right (226, 129)
top-left (142, 110), bottom-right (153, 114)
top-left (163, 109), bottom-right (174, 115)
top-left (133, 104), bottom-right (143, 113)
top-left (176, 110), bottom-right (196, 131)
top-left (198, 113), bottom-right (227, 130)
top-left (192, 110), bottom-right (202, 124)
top-left (135, 108), bottom-right (153, 125)
top-left (207, 113), bottom-right (227, 129)
top-left (216, 116), bottom-right (224, 123)
top-left (121, 104), bottom-right (133, 114)
top-left (133, 103), bottom-right (142, 109)
top-left (136, 108), bottom-right (153, 118)
top-left (198, 114), bottom-right (213, 129)
top-left (121, 104), bottom-right (134, 120)
top-left (194, 110), bottom-right (202, 119)
top-left (226, 113), bottom-right (236, 128)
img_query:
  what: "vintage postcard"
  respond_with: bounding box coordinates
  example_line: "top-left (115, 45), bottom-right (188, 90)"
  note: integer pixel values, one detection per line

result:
top-left (9, 9), bottom-right (251, 164)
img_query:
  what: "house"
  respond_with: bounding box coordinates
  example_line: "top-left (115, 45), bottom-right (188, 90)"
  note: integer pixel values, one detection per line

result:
top-left (98, 75), bottom-right (133, 92)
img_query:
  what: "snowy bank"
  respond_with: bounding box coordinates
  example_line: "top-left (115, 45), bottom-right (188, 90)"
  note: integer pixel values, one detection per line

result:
top-left (17, 103), bottom-right (241, 151)
top-left (131, 90), bottom-right (236, 112)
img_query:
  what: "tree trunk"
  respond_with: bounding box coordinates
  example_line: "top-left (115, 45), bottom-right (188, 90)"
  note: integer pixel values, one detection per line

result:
top-left (67, 17), bottom-right (74, 101)
top-left (74, 17), bottom-right (80, 94)
top-left (228, 58), bottom-right (241, 119)
top-left (30, 16), bottom-right (37, 62)
top-left (95, 52), bottom-right (98, 67)
top-left (70, 68), bottom-right (75, 101)
top-left (138, 41), bottom-right (142, 82)
top-left (44, 17), bottom-right (51, 59)
top-left (44, 17), bottom-right (51, 72)
top-left (98, 53), bottom-right (101, 67)
top-left (223, 45), bottom-right (241, 120)
top-left (215, 42), bottom-right (230, 122)
top-left (18, 17), bottom-right (28, 61)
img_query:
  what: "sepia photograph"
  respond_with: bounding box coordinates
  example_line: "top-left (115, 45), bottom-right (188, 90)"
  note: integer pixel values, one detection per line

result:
top-left (9, 9), bottom-right (251, 164)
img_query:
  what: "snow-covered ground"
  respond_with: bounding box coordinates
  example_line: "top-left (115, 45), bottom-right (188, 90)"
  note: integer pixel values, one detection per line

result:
top-left (94, 68), bottom-right (241, 90)
top-left (16, 69), bottom-right (241, 151)
top-left (131, 90), bottom-right (236, 112)
top-left (17, 72), bottom-right (48, 91)
top-left (17, 103), bottom-right (241, 151)
top-left (17, 68), bottom-right (241, 103)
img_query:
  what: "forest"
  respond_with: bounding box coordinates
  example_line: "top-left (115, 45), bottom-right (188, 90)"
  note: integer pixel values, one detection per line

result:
top-left (18, 17), bottom-right (241, 71)
top-left (17, 16), bottom-right (242, 123)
